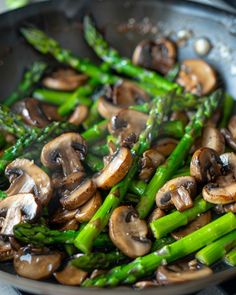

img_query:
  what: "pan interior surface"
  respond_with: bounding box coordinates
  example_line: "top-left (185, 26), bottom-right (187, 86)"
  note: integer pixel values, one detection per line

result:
top-left (0, 0), bottom-right (236, 294)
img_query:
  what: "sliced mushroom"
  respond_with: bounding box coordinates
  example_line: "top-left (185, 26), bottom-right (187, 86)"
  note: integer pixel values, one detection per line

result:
top-left (0, 238), bottom-right (15, 261)
top-left (14, 247), bottom-right (61, 280)
top-left (54, 264), bottom-right (87, 285)
top-left (97, 96), bottom-right (123, 119)
top-left (156, 176), bottom-right (197, 211)
top-left (221, 128), bottom-right (236, 151)
top-left (108, 109), bottom-right (148, 143)
top-left (190, 147), bottom-right (223, 183)
top-left (52, 171), bottom-right (85, 190)
top-left (69, 105), bottom-right (88, 126)
top-left (139, 149), bottom-right (165, 181)
top-left (75, 191), bottom-right (102, 222)
top-left (60, 179), bottom-right (97, 210)
top-left (58, 219), bottom-right (79, 231)
top-left (51, 208), bottom-right (78, 224)
top-left (93, 147), bottom-right (133, 190)
top-left (132, 39), bottom-right (177, 74)
top-left (134, 280), bottom-right (159, 289)
top-left (228, 115), bottom-right (236, 139)
top-left (152, 138), bottom-right (178, 157)
top-left (171, 211), bottom-right (211, 240)
top-left (156, 263), bottom-right (212, 285)
top-left (12, 98), bottom-right (62, 128)
top-left (203, 181), bottom-right (236, 204)
top-left (109, 206), bottom-right (151, 258)
top-left (170, 111), bottom-right (189, 126)
top-left (215, 202), bottom-right (236, 214)
top-left (148, 208), bottom-right (165, 223)
top-left (201, 126), bottom-right (225, 154)
top-left (206, 108), bottom-right (221, 127)
top-left (177, 59), bottom-right (217, 95)
top-left (42, 68), bottom-right (87, 91)
top-left (41, 133), bottom-right (87, 179)
top-left (0, 193), bottom-right (40, 235)
top-left (5, 158), bottom-right (52, 205)
top-left (220, 152), bottom-right (236, 176)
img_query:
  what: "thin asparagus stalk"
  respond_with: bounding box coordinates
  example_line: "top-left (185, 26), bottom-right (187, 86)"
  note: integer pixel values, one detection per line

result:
top-left (150, 197), bottom-right (213, 239)
top-left (165, 63), bottom-right (180, 82)
top-left (0, 133), bottom-right (6, 149)
top-left (74, 92), bottom-right (174, 253)
top-left (71, 250), bottom-right (127, 272)
top-left (4, 61), bottom-right (47, 107)
top-left (136, 90), bottom-right (223, 218)
top-left (0, 190), bottom-right (7, 200)
top-left (196, 230), bottom-right (236, 266)
top-left (83, 212), bottom-right (236, 287)
top-left (85, 153), bottom-right (104, 172)
top-left (82, 120), bottom-right (108, 144)
top-left (219, 93), bottom-right (235, 128)
top-left (225, 247), bottom-right (236, 266)
top-left (151, 236), bottom-right (176, 251)
top-left (82, 99), bottom-right (101, 129)
top-left (89, 142), bottom-right (109, 156)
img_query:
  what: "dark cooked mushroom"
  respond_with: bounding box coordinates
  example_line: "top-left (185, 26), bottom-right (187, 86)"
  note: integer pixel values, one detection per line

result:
top-left (0, 193), bottom-right (40, 235)
top-left (156, 263), bottom-right (212, 285)
top-left (51, 207), bottom-right (78, 224)
top-left (41, 132), bottom-right (87, 179)
top-left (139, 149), bottom-right (165, 181)
top-left (215, 202), bottom-right (236, 214)
top-left (201, 126), bottom-right (225, 154)
top-left (54, 264), bottom-right (87, 285)
top-left (58, 219), bottom-right (79, 231)
top-left (148, 208), bottom-right (165, 223)
top-left (171, 211), bottom-right (211, 240)
top-left (97, 96), bottom-right (123, 119)
top-left (177, 59), bottom-right (217, 95)
top-left (5, 158), bottom-right (52, 205)
top-left (75, 191), bottom-right (102, 222)
top-left (93, 147), bottom-right (133, 190)
top-left (156, 176), bottom-right (197, 211)
top-left (42, 68), bottom-right (87, 91)
top-left (109, 206), bottom-right (151, 258)
top-left (14, 246), bottom-right (61, 280)
top-left (220, 128), bottom-right (236, 151)
top-left (190, 147), bottom-right (223, 183)
top-left (170, 111), bottom-right (189, 126)
top-left (69, 105), bottom-right (88, 126)
top-left (0, 238), bottom-right (15, 261)
top-left (12, 98), bottom-right (62, 128)
top-left (228, 115), bottom-right (236, 139)
top-left (152, 138), bottom-right (178, 157)
top-left (132, 39), bottom-right (177, 74)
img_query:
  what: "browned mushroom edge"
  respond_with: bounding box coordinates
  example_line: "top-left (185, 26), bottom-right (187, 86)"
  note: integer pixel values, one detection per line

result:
top-left (54, 263), bottom-right (87, 285)
top-left (152, 138), bottom-right (178, 157)
top-left (69, 105), bottom-right (88, 126)
top-left (201, 126), bottom-right (225, 154)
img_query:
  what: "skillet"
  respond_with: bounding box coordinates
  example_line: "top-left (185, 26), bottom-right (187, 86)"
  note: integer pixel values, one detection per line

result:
top-left (0, 0), bottom-right (236, 294)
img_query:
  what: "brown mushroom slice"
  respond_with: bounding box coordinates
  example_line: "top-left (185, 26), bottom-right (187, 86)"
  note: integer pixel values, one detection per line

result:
top-left (97, 96), bottom-right (123, 119)
top-left (109, 206), bottom-right (151, 258)
top-left (156, 264), bottom-right (212, 285)
top-left (14, 247), bottom-right (61, 280)
top-left (170, 111), bottom-right (189, 126)
top-left (41, 132), bottom-right (87, 178)
top-left (190, 147), bottom-right (223, 183)
top-left (51, 208), bottom-right (78, 224)
top-left (228, 116), bottom-right (236, 139)
top-left (75, 191), bottom-right (102, 222)
top-left (0, 238), bottom-right (15, 261)
top-left (171, 211), bottom-right (211, 240)
top-left (148, 208), bottom-right (165, 223)
top-left (132, 39), bottom-right (177, 74)
top-left (201, 126), bottom-right (225, 154)
top-left (139, 149), bottom-right (165, 181)
top-left (215, 202), bottom-right (236, 214)
top-left (12, 98), bottom-right (62, 128)
top-left (69, 105), bottom-right (88, 126)
top-left (152, 138), bottom-right (178, 157)
top-left (5, 159), bottom-right (52, 205)
top-left (42, 69), bottom-right (87, 91)
top-left (221, 128), bottom-right (236, 151)
top-left (54, 264), bottom-right (87, 285)
top-left (93, 147), bottom-right (133, 190)
top-left (156, 176), bottom-right (196, 211)
top-left (59, 219), bottom-right (79, 231)
top-left (220, 152), bottom-right (236, 176)
top-left (203, 181), bottom-right (236, 204)
top-left (52, 171), bottom-right (85, 190)
top-left (60, 179), bottom-right (97, 210)
top-left (0, 193), bottom-right (40, 235)
top-left (177, 59), bottom-right (217, 95)
top-left (134, 280), bottom-right (159, 289)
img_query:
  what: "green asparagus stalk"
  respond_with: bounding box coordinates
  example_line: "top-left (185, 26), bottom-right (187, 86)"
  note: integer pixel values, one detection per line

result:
top-left (4, 61), bottom-right (47, 107)
top-left (150, 197), bottom-right (213, 239)
top-left (136, 89), bottom-right (223, 218)
top-left (219, 93), bottom-right (235, 128)
top-left (82, 120), bottom-right (108, 144)
top-left (151, 235), bottom-right (176, 251)
top-left (196, 230), bottom-right (236, 266)
top-left (82, 100), bottom-right (102, 129)
top-left (0, 190), bottom-right (7, 200)
top-left (165, 63), bottom-right (180, 82)
top-left (71, 250), bottom-right (127, 272)
top-left (74, 92), bottom-right (174, 253)
top-left (0, 133), bottom-right (6, 149)
top-left (225, 247), bottom-right (236, 266)
top-left (83, 212), bottom-right (236, 287)
top-left (85, 153), bottom-right (104, 172)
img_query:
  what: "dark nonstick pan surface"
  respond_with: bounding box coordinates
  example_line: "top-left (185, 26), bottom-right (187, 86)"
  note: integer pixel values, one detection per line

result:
top-left (0, 0), bottom-right (236, 294)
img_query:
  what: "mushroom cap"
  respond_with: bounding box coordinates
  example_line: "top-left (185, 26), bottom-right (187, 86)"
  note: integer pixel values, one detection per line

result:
top-left (0, 193), bottom-right (41, 235)
top-left (156, 176), bottom-right (196, 211)
top-left (5, 158), bottom-right (52, 205)
top-left (201, 126), bottom-right (225, 154)
top-left (190, 147), bottom-right (223, 183)
top-left (54, 264), bottom-right (87, 286)
top-left (132, 39), bottom-right (177, 74)
top-left (177, 59), bottom-right (217, 95)
top-left (14, 247), bottom-right (61, 280)
top-left (203, 181), bottom-right (236, 204)
top-left (69, 105), bottom-right (88, 126)
top-left (109, 206), bottom-right (151, 258)
top-left (97, 96), bottom-right (122, 119)
top-left (93, 147), bottom-right (133, 190)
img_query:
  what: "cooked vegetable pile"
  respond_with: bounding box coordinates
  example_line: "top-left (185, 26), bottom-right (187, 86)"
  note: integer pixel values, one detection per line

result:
top-left (0, 16), bottom-right (235, 288)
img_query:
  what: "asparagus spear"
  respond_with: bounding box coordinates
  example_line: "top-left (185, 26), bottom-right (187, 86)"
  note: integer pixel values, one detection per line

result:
top-left (150, 197), bottom-right (213, 239)
top-left (83, 212), bottom-right (236, 287)
top-left (151, 236), bottom-right (175, 251)
top-left (136, 89), bottom-right (223, 218)
top-left (74, 92), bottom-right (174, 253)
top-left (71, 250), bottom-right (127, 272)
top-left (219, 93), bottom-right (235, 128)
top-left (85, 153), bottom-right (104, 172)
top-left (225, 247), bottom-right (236, 266)
top-left (4, 61), bottom-right (47, 107)
top-left (196, 230), bottom-right (236, 266)
top-left (82, 120), bottom-right (108, 144)
top-left (0, 190), bottom-right (7, 200)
